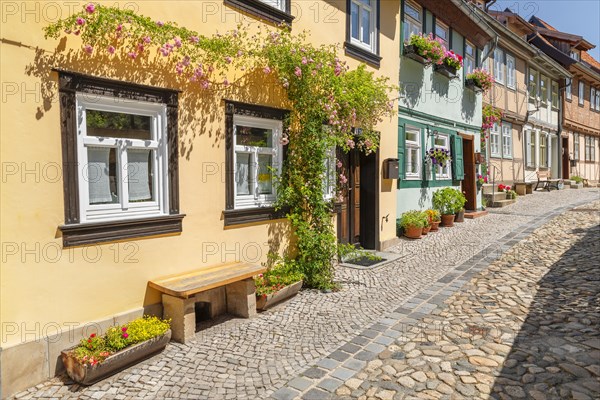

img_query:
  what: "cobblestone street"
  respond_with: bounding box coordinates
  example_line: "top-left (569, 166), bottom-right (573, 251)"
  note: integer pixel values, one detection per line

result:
top-left (13, 189), bottom-right (600, 400)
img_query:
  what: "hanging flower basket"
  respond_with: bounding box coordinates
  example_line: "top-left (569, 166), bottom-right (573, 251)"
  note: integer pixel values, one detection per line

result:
top-left (466, 69), bottom-right (494, 93)
top-left (465, 78), bottom-right (483, 92)
top-left (425, 148), bottom-right (452, 167)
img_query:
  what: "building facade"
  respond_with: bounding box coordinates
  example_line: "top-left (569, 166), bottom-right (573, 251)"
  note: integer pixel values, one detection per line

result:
top-left (397, 0), bottom-right (495, 214)
top-left (0, 1), bottom-right (401, 396)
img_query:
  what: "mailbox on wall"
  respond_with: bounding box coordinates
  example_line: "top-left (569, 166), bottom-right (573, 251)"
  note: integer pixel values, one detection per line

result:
top-left (570, 159), bottom-right (577, 167)
top-left (383, 158), bottom-right (399, 179)
top-left (474, 152), bottom-right (485, 165)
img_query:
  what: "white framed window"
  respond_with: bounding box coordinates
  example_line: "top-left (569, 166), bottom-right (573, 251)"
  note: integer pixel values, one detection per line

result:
top-left (526, 129), bottom-right (536, 167)
top-left (579, 81), bottom-right (585, 105)
top-left (540, 75), bottom-right (548, 104)
top-left (258, 0), bottom-right (287, 11)
top-left (570, 49), bottom-right (580, 61)
top-left (591, 87), bottom-right (596, 110)
top-left (494, 48), bottom-right (505, 85)
top-left (584, 136), bottom-right (595, 162)
top-left (464, 41), bottom-right (476, 75)
top-left (540, 133), bottom-right (548, 167)
top-left (233, 115), bottom-right (282, 209)
top-left (593, 138), bottom-right (597, 161)
top-left (405, 126), bottom-right (421, 179)
top-left (403, 0), bottom-right (422, 43)
top-left (434, 133), bottom-right (450, 179)
top-left (506, 54), bottom-right (516, 89)
top-left (323, 145), bottom-right (337, 200)
top-left (76, 94), bottom-right (168, 223)
top-left (552, 81), bottom-right (559, 108)
top-left (573, 133), bottom-right (580, 160)
top-left (490, 123), bottom-right (501, 158)
top-left (435, 20), bottom-right (449, 48)
top-left (350, 0), bottom-right (377, 53)
top-left (502, 123), bottom-right (512, 158)
top-left (596, 91), bottom-right (600, 111)
top-left (566, 78), bottom-right (572, 100)
top-left (481, 44), bottom-right (490, 72)
top-left (529, 68), bottom-right (538, 101)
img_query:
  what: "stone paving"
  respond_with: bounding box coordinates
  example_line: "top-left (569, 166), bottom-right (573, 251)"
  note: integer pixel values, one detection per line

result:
top-left (12, 188), bottom-right (600, 400)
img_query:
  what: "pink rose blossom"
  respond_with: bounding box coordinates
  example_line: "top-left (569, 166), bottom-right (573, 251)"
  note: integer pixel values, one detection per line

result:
top-left (201, 81), bottom-right (210, 89)
top-left (73, 30), bottom-right (80, 35)
top-left (107, 45), bottom-right (115, 54)
top-left (223, 79), bottom-right (229, 87)
top-left (294, 67), bottom-right (302, 78)
top-left (280, 136), bottom-right (289, 145)
top-left (143, 36), bottom-right (151, 44)
top-left (83, 45), bottom-right (93, 54)
top-left (263, 66), bottom-right (271, 74)
top-left (128, 51), bottom-right (137, 59)
top-left (346, 139), bottom-right (355, 149)
top-left (336, 160), bottom-right (342, 169)
top-left (76, 17), bottom-right (85, 26)
top-left (121, 327), bottom-right (127, 332)
top-left (302, 57), bottom-right (308, 65)
top-left (237, 50), bottom-right (243, 57)
top-left (156, 21), bottom-right (164, 27)
top-left (137, 44), bottom-right (144, 52)
top-left (174, 37), bottom-right (182, 48)
top-left (339, 174), bottom-right (348, 184)
top-left (85, 3), bottom-right (95, 13)
top-left (122, 332), bottom-right (129, 339)
top-left (224, 56), bottom-right (232, 64)
top-left (116, 24), bottom-right (122, 32)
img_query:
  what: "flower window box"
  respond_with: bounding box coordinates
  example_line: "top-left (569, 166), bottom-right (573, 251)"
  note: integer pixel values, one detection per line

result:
top-left (466, 78), bottom-right (484, 93)
top-left (403, 44), bottom-right (430, 65)
top-left (434, 63), bottom-right (458, 79)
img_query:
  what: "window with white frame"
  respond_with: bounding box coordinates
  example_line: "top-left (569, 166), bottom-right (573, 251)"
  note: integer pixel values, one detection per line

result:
top-left (540, 133), bottom-right (548, 167)
top-left (573, 133), bottom-right (580, 160)
top-left (579, 81), bottom-right (584, 105)
top-left (405, 126), bottom-right (421, 179)
top-left (435, 20), bottom-right (449, 48)
top-left (552, 81), bottom-right (559, 108)
top-left (233, 115), bottom-right (282, 209)
top-left (502, 123), bottom-right (512, 158)
top-left (494, 48), bottom-right (505, 84)
top-left (596, 90), bottom-right (600, 111)
top-left (464, 41), bottom-right (476, 75)
top-left (591, 87), bottom-right (597, 110)
top-left (584, 136), bottom-right (595, 161)
top-left (506, 54), bottom-right (516, 89)
top-left (593, 138), bottom-right (597, 161)
top-left (489, 123), bottom-right (501, 158)
top-left (76, 95), bottom-right (168, 223)
top-left (528, 68), bottom-right (538, 101)
top-left (566, 78), bottom-right (572, 100)
top-left (540, 75), bottom-right (548, 104)
top-left (434, 133), bottom-right (450, 179)
top-left (350, 0), bottom-right (377, 53)
top-left (403, 0), bottom-right (422, 43)
top-left (526, 129), bottom-right (536, 167)
top-left (323, 145), bottom-right (337, 200)
top-left (258, 0), bottom-right (287, 11)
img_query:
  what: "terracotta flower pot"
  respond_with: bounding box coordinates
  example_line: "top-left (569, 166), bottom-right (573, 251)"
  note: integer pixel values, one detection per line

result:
top-left (441, 214), bottom-right (455, 227)
top-left (422, 225), bottom-right (431, 235)
top-left (430, 221), bottom-right (440, 231)
top-left (455, 209), bottom-right (465, 223)
top-left (403, 225), bottom-right (423, 239)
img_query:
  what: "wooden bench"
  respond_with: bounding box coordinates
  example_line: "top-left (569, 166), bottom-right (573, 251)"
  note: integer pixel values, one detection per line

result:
top-left (149, 262), bottom-right (266, 343)
top-left (535, 171), bottom-right (560, 192)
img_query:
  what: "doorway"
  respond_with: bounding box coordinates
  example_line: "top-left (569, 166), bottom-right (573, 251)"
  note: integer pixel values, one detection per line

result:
top-left (337, 149), bottom-right (379, 249)
top-left (461, 134), bottom-right (477, 211)
top-left (562, 137), bottom-right (569, 179)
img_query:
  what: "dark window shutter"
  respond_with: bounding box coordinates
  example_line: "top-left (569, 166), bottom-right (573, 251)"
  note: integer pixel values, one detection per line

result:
top-left (398, 125), bottom-right (406, 180)
top-left (452, 134), bottom-right (464, 180)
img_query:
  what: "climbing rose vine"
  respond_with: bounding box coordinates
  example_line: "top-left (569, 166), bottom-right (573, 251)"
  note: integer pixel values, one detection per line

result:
top-left (44, 4), bottom-right (395, 289)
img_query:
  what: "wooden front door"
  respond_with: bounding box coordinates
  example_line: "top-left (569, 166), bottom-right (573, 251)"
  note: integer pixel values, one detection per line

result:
top-left (461, 135), bottom-right (477, 211)
top-left (562, 137), bottom-right (570, 179)
top-left (337, 149), bottom-right (361, 246)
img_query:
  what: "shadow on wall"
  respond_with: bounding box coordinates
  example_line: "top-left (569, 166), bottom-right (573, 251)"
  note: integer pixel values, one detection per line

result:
top-left (399, 59), bottom-right (425, 110)
top-left (491, 223), bottom-right (600, 399)
top-left (23, 36), bottom-right (288, 161)
top-left (461, 87), bottom-right (476, 124)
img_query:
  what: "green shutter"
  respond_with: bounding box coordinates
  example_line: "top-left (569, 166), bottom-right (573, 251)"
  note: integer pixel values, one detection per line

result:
top-left (452, 134), bottom-right (464, 180)
top-left (398, 125), bottom-right (406, 180)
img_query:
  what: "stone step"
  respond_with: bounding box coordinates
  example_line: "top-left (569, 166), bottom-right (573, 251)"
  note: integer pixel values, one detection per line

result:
top-left (489, 198), bottom-right (517, 208)
top-left (481, 184), bottom-right (496, 195)
top-left (484, 192), bottom-right (507, 203)
top-left (464, 210), bottom-right (489, 219)
top-left (571, 183), bottom-right (583, 189)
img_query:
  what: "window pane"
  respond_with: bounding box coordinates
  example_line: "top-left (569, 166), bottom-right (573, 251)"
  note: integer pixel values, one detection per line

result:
top-left (236, 153), bottom-right (252, 196)
top-left (405, 3), bottom-right (420, 20)
top-left (434, 136), bottom-right (446, 147)
top-left (87, 147), bottom-right (119, 205)
top-left (257, 154), bottom-right (273, 195)
top-left (351, 3), bottom-right (359, 40)
top-left (86, 110), bottom-right (151, 140)
top-left (361, 9), bottom-right (371, 44)
top-left (236, 125), bottom-right (273, 148)
top-left (465, 43), bottom-right (474, 56)
top-left (127, 149), bottom-right (154, 202)
top-left (406, 130), bottom-right (419, 142)
top-left (407, 147), bottom-right (419, 174)
top-left (435, 24), bottom-right (447, 40)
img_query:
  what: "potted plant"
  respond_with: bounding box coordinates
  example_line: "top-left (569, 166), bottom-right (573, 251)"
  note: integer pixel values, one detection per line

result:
top-left (465, 68), bottom-right (494, 93)
top-left (424, 209), bottom-right (441, 232)
top-left (425, 147), bottom-right (452, 168)
top-left (399, 210), bottom-right (429, 239)
top-left (255, 255), bottom-right (303, 310)
top-left (61, 316), bottom-right (171, 385)
top-left (404, 33), bottom-right (445, 65)
top-left (435, 50), bottom-right (462, 78)
top-left (432, 187), bottom-right (464, 227)
top-left (421, 210), bottom-right (432, 235)
top-left (454, 191), bottom-right (467, 223)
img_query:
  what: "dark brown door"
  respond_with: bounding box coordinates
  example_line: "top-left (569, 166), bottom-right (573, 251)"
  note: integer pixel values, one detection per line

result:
top-left (562, 137), bottom-right (569, 179)
top-left (337, 149), bottom-right (361, 246)
top-left (461, 135), bottom-right (477, 211)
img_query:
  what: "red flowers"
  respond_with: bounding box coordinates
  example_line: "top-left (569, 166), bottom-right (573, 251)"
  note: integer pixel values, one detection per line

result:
top-left (90, 333), bottom-right (96, 338)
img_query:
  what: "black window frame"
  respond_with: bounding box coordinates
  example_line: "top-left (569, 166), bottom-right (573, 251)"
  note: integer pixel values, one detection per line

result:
top-left (56, 70), bottom-right (184, 247)
top-left (224, 0), bottom-right (294, 25)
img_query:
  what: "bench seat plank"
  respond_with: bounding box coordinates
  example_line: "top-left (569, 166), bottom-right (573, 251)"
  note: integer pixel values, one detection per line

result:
top-left (149, 262), bottom-right (266, 298)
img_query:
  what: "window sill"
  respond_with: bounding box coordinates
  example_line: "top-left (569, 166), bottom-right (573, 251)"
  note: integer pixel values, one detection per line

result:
top-left (344, 42), bottom-right (381, 68)
top-left (59, 214), bottom-right (185, 247)
top-left (224, 0), bottom-right (294, 25)
top-left (223, 207), bottom-right (287, 227)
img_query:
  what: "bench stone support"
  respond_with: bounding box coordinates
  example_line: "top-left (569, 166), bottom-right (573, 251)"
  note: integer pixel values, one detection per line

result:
top-left (162, 294), bottom-right (196, 344)
top-left (226, 278), bottom-right (257, 318)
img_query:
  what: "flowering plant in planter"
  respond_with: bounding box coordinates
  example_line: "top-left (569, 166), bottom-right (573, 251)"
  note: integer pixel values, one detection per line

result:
top-left (425, 147), bottom-right (452, 167)
top-left (406, 33), bottom-right (445, 64)
top-left (255, 255), bottom-right (304, 298)
top-left (71, 316), bottom-right (170, 366)
top-left (497, 183), bottom-right (511, 192)
top-left (424, 209), bottom-right (441, 223)
top-left (466, 68), bottom-right (494, 92)
top-left (443, 50), bottom-right (463, 70)
top-left (477, 174), bottom-right (487, 186)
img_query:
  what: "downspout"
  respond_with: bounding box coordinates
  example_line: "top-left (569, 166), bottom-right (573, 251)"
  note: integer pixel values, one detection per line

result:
top-left (558, 87), bottom-right (563, 178)
top-left (485, 0), bottom-right (497, 12)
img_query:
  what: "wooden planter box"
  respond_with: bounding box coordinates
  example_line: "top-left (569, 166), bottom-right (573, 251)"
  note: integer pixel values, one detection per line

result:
top-left (403, 45), bottom-right (429, 65)
top-left (434, 63), bottom-right (458, 79)
top-left (256, 281), bottom-right (302, 310)
top-left (61, 330), bottom-right (171, 385)
top-left (465, 78), bottom-right (483, 92)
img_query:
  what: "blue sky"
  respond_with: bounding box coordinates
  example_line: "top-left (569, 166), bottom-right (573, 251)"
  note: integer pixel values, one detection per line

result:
top-left (488, 1), bottom-right (600, 60)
